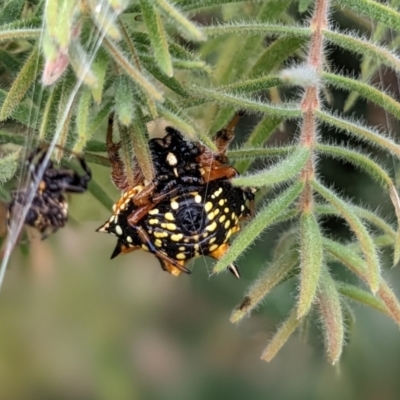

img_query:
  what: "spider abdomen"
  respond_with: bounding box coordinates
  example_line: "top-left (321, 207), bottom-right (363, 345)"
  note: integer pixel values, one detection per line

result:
top-left (98, 179), bottom-right (253, 275)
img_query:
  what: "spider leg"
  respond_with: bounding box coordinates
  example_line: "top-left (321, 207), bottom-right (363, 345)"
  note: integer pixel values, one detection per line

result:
top-left (106, 113), bottom-right (129, 191)
top-left (28, 146), bottom-right (54, 183)
top-left (74, 154), bottom-right (92, 189)
top-left (201, 166), bottom-right (238, 183)
top-left (135, 226), bottom-right (191, 275)
top-left (214, 110), bottom-right (244, 155)
top-left (126, 203), bottom-right (155, 226)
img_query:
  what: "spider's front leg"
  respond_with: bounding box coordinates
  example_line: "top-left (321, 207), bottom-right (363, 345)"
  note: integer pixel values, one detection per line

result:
top-left (106, 113), bottom-right (129, 191)
top-left (214, 110), bottom-right (245, 156)
top-left (135, 226), bottom-right (191, 276)
top-left (201, 165), bottom-right (238, 183)
top-left (45, 155), bottom-right (92, 194)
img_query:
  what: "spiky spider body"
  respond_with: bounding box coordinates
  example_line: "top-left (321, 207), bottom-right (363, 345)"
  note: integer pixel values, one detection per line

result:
top-left (98, 112), bottom-right (254, 277)
top-left (98, 179), bottom-right (254, 276)
top-left (8, 146), bottom-right (92, 239)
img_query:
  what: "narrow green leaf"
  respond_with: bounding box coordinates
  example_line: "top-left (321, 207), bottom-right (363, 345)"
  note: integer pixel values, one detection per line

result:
top-left (0, 149), bottom-right (20, 183)
top-left (0, 130), bottom-right (26, 146)
top-left (325, 30), bottom-right (400, 72)
top-left (377, 282), bottom-right (400, 327)
top-left (213, 36), bottom-right (245, 85)
top-left (323, 239), bottom-right (400, 327)
top-left (218, 0), bottom-right (292, 80)
top-left (73, 88), bottom-right (92, 153)
top-left (115, 75), bottom-right (134, 127)
top-left (132, 107), bottom-right (155, 182)
top-left (84, 153), bottom-right (110, 167)
top-left (344, 21), bottom-right (388, 112)
top-left (220, 76), bottom-right (282, 94)
top-left (251, 37), bottom-right (306, 77)
top-left (140, 55), bottom-right (189, 97)
top-left (180, 0), bottom-right (264, 11)
top-left (39, 87), bottom-right (56, 140)
top-left (225, 34), bottom-right (263, 82)
top-left (54, 80), bottom-right (74, 160)
top-left (0, 89), bottom-right (35, 127)
top-left (317, 143), bottom-right (393, 188)
top-left (261, 307), bottom-right (300, 362)
top-left (140, 0), bottom-right (173, 76)
top-left (119, 124), bottom-right (136, 188)
top-left (313, 181), bottom-right (381, 293)
top-left (337, 282), bottom-right (390, 315)
top-left (273, 229), bottom-right (298, 260)
top-left (229, 146), bottom-right (295, 162)
top-left (171, 58), bottom-right (209, 72)
top-left (315, 203), bottom-right (396, 239)
top-left (104, 37), bottom-right (163, 101)
top-left (231, 249), bottom-right (298, 323)
top-left (298, 212), bottom-right (323, 318)
top-left (317, 267), bottom-right (344, 365)
top-left (213, 181), bottom-right (304, 273)
top-left (0, 27), bottom-right (41, 43)
top-left (191, 87), bottom-right (301, 118)
top-left (316, 111), bottom-right (400, 158)
top-left (336, 0), bottom-right (400, 34)
top-left (204, 22), bottom-right (311, 39)
top-left (0, 46), bottom-right (40, 121)
top-left (155, 0), bottom-right (206, 41)
top-left (323, 72), bottom-right (400, 121)
top-left (89, 49), bottom-right (109, 104)
top-left (389, 186), bottom-right (400, 265)
top-left (85, 140), bottom-right (107, 153)
top-left (232, 147), bottom-right (310, 188)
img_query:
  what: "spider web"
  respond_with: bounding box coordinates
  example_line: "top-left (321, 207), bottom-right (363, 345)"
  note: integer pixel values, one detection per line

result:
top-left (0, 0), bottom-right (120, 291)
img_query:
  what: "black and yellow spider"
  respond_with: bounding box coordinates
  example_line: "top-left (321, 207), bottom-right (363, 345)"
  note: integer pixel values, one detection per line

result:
top-left (8, 145), bottom-right (92, 239)
top-left (97, 113), bottom-right (255, 277)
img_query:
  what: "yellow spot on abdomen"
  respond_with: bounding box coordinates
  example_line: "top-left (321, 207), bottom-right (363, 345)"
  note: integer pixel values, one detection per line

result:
top-left (161, 222), bottom-right (176, 231)
top-left (206, 221), bottom-right (217, 232)
top-left (195, 194), bottom-right (202, 203)
top-left (165, 212), bottom-right (175, 221)
top-left (205, 202), bottom-right (213, 212)
top-left (171, 233), bottom-right (183, 241)
top-left (209, 244), bottom-right (219, 252)
top-left (154, 231), bottom-right (168, 238)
